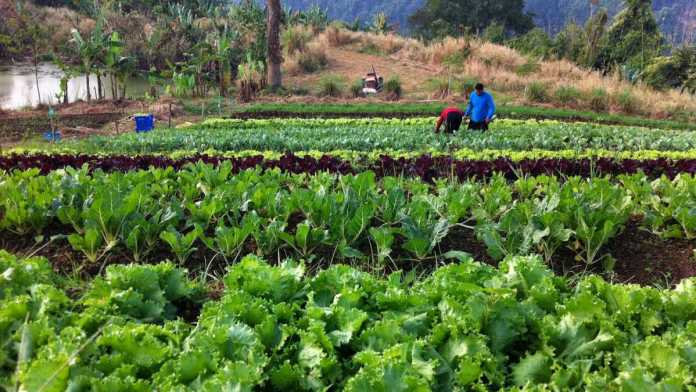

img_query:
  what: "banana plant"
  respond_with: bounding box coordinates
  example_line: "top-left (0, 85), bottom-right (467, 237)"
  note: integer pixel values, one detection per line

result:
top-left (208, 26), bottom-right (238, 97)
top-left (70, 19), bottom-right (107, 101)
top-left (104, 31), bottom-right (136, 100)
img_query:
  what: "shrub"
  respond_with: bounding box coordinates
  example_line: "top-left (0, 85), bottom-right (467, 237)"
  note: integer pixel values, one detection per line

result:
top-left (508, 28), bottom-right (554, 59)
top-left (427, 77), bottom-right (451, 99)
top-left (554, 86), bottom-right (582, 105)
top-left (285, 43), bottom-right (329, 75)
top-left (351, 79), bottom-right (364, 98)
top-left (318, 74), bottom-right (345, 97)
top-left (290, 86), bottom-right (310, 96)
top-left (323, 25), bottom-right (355, 47)
top-left (282, 25), bottom-right (313, 56)
top-left (384, 76), bottom-right (403, 101)
top-left (358, 41), bottom-right (381, 55)
top-left (458, 77), bottom-right (477, 97)
top-left (525, 82), bottom-right (549, 103)
top-left (297, 46), bottom-right (328, 73)
top-left (483, 22), bottom-right (506, 44)
top-left (588, 88), bottom-right (609, 111)
top-left (615, 89), bottom-right (640, 114)
top-left (516, 61), bottom-right (541, 76)
top-left (237, 57), bottom-right (266, 102)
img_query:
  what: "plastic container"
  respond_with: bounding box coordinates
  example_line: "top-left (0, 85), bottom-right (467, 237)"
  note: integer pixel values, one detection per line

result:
top-left (43, 130), bottom-right (61, 142)
top-left (135, 114), bottom-right (155, 133)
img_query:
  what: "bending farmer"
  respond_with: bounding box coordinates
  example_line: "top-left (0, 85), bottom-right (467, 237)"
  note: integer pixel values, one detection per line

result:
top-left (465, 83), bottom-right (496, 131)
top-left (435, 106), bottom-right (465, 133)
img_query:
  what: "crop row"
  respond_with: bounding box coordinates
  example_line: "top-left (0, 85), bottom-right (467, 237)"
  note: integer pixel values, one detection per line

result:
top-left (3, 152), bottom-right (696, 180)
top-left (2, 250), bottom-right (695, 390)
top-left (234, 101), bottom-right (696, 130)
top-left (64, 118), bottom-right (696, 154)
top-left (2, 166), bottom-right (695, 270)
top-left (15, 146), bottom-right (696, 162)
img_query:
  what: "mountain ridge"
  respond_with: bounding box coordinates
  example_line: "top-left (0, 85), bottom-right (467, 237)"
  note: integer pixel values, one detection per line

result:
top-left (280, 0), bottom-right (695, 45)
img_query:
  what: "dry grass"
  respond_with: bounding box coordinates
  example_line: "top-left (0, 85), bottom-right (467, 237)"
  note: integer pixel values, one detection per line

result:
top-left (320, 25), bottom-right (358, 47)
top-left (282, 25), bottom-right (313, 56)
top-left (284, 42), bottom-right (329, 75)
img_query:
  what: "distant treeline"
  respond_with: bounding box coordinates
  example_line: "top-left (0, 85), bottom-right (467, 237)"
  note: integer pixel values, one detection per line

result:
top-left (279, 0), bottom-right (695, 45)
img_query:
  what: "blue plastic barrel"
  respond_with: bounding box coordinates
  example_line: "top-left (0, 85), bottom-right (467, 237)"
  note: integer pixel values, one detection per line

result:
top-left (135, 114), bottom-right (154, 133)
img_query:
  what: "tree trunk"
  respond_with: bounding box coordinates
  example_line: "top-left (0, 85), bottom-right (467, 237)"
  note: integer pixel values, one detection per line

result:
top-left (33, 57), bottom-right (41, 105)
top-left (111, 74), bottom-right (117, 100)
top-left (219, 61), bottom-right (227, 97)
top-left (266, 0), bottom-right (282, 89)
top-left (85, 73), bottom-right (91, 102)
top-left (97, 73), bottom-right (103, 100)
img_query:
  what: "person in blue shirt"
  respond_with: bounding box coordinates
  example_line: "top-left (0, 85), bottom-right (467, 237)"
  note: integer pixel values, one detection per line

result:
top-left (465, 83), bottom-right (496, 131)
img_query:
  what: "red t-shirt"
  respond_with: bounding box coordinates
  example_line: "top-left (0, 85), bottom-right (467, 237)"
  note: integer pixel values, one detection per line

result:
top-left (439, 107), bottom-right (464, 120)
top-left (436, 107), bottom-right (464, 130)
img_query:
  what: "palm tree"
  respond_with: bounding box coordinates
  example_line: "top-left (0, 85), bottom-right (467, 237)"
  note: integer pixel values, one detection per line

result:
top-left (266, 0), bottom-right (282, 89)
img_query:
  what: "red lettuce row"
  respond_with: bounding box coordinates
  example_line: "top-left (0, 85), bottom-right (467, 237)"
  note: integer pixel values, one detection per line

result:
top-left (2, 153), bottom-right (696, 180)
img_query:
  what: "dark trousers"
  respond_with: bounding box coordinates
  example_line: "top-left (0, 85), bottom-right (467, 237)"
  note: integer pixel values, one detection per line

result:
top-left (444, 112), bottom-right (463, 133)
top-left (468, 120), bottom-right (489, 131)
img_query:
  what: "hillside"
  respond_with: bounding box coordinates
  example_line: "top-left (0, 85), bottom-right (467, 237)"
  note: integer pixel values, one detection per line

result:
top-left (279, 27), bottom-right (696, 120)
top-left (282, 0), bottom-right (696, 45)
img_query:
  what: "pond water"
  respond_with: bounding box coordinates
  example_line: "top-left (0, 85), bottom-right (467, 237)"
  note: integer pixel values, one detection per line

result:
top-left (0, 63), bottom-right (148, 110)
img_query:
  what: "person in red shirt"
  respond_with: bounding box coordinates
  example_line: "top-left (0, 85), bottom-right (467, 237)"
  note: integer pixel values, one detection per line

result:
top-left (435, 106), bottom-right (465, 134)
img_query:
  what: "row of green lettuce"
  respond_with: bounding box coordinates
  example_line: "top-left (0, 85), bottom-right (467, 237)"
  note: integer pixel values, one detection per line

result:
top-left (11, 146), bottom-right (696, 163)
top-left (2, 166), bottom-right (695, 271)
top-left (231, 101), bottom-right (696, 130)
top-left (2, 250), bottom-right (696, 391)
top-left (52, 118), bottom-right (696, 155)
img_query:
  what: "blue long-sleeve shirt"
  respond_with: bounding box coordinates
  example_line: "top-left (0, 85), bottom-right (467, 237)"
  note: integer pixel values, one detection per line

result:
top-left (465, 92), bottom-right (496, 123)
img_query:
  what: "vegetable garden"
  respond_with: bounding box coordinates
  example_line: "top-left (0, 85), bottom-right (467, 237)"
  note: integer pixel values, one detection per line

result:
top-left (1, 113), bottom-right (696, 390)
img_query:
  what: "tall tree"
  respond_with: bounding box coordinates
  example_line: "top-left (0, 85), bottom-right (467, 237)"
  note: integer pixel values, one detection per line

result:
top-left (15, 2), bottom-right (51, 105)
top-left (410, 0), bottom-right (535, 40)
top-left (584, 9), bottom-right (609, 68)
top-left (596, 0), bottom-right (662, 73)
top-left (266, 0), bottom-right (282, 89)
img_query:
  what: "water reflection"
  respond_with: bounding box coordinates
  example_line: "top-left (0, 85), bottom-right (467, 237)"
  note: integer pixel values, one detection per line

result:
top-left (0, 63), bottom-right (148, 110)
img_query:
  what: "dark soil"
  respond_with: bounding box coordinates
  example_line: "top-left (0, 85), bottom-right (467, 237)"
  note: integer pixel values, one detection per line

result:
top-left (228, 111), bottom-right (425, 120)
top-left (0, 112), bottom-right (123, 142)
top-left (1, 221), bottom-right (694, 289)
top-left (604, 222), bottom-right (696, 285)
